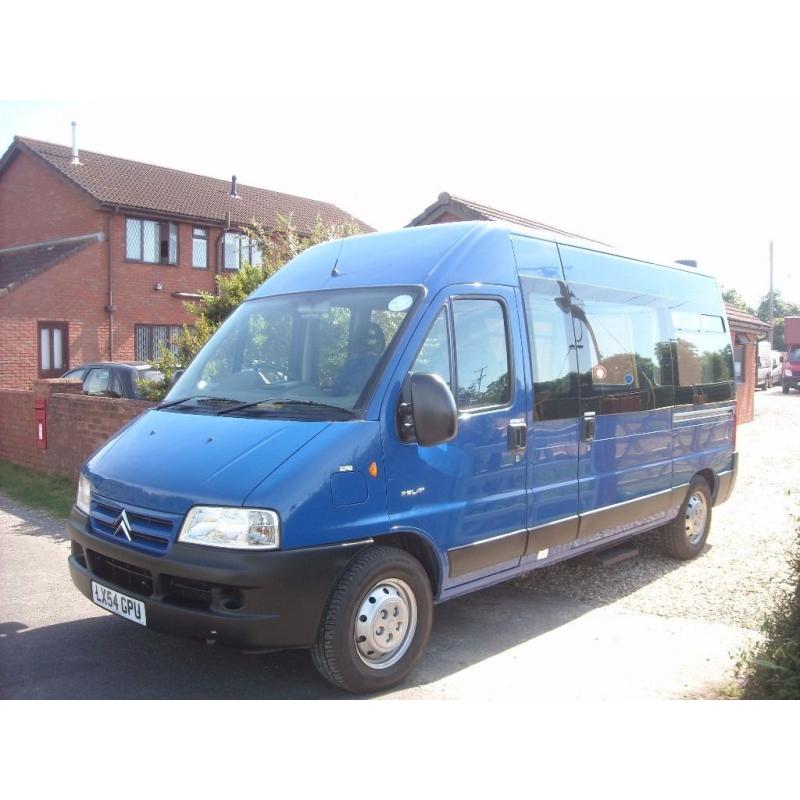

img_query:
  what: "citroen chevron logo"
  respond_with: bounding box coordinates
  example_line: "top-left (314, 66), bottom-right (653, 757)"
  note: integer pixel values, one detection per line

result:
top-left (113, 509), bottom-right (133, 541)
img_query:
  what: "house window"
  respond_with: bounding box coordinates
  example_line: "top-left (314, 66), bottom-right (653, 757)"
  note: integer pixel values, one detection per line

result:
top-left (38, 322), bottom-right (69, 378)
top-left (192, 227), bottom-right (208, 268)
top-left (135, 324), bottom-right (183, 361)
top-left (126, 218), bottom-right (178, 265)
top-left (223, 232), bottom-right (262, 270)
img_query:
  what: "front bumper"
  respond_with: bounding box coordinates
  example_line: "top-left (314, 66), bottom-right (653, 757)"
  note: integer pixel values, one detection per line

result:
top-left (67, 509), bottom-right (369, 651)
top-left (714, 451), bottom-right (738, 507)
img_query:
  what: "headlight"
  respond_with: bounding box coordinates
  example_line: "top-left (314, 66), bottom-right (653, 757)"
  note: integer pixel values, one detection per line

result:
top-left (178, 506), bottom-right (280, 550)
top-left (76, 473), bottom-right (91, 515)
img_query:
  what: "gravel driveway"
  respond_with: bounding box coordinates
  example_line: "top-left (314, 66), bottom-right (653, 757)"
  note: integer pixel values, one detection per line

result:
top-left (516, 389), bottom-right (800, 631)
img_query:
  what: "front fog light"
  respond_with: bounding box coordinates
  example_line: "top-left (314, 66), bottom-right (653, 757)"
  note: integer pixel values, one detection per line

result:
top-left (178, 507), bottom-right (280, 550)
top-left (76, 474), bottom-right (91, 515)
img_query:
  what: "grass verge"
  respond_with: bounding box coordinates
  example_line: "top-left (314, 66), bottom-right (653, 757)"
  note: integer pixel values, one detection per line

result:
top-left (736, 519), bottom-right (800, 699)
top-left (0, 459), bottom-right (75, 519)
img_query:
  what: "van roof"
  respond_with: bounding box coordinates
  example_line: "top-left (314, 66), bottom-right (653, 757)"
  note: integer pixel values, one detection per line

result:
top-left (250, 221), bottom-right (717, 300)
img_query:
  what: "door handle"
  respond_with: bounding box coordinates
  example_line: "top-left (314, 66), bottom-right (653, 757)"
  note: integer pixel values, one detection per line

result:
top-left (582, 411), bottom-right (596, 442)
top-left (508, 419), bottom-right (527, 450)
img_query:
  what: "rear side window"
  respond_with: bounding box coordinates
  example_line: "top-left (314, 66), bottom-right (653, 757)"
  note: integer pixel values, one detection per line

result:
top-left (570, 285), bottom-right (674, 414)
top-left (671, 309), bottom-right (734, 402)
top-left (522, 277), bottom-right (580, 420)
top-left (452, 299), bottom-right (511, 410)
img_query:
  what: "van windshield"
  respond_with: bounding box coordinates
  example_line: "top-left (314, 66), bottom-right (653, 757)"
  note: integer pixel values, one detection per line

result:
top-left (165, 287), bottom-right (419, 416)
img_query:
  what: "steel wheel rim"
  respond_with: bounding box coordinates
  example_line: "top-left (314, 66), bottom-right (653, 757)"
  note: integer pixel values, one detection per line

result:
top-left (354, 578), bottom-right (417, 670)
top-left (684, 491), bottom-right (708, 545)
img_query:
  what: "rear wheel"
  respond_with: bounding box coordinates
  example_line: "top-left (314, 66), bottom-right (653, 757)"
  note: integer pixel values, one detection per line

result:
top-left (311, 545), bottom-right (433, 694)
top-left (661, 476), bottom-right (712, 560)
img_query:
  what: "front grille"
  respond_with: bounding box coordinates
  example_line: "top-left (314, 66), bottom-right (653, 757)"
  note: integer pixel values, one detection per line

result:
top-left (162, 575), bottom-right (212, 610)
top-left (89, 496), bottom-right (175, 553)
top-left (88, 550), bottom-right (154, 597)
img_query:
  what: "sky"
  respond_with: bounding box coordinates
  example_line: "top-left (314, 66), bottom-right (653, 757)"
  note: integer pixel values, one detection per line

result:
top-left (2, 3), bottom-right (800, 310)
top-left (2, 98), bottom-right (797, 309)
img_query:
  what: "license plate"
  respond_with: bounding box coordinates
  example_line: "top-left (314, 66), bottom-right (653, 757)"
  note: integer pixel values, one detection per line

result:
top-left (91, 581), bottom-right (147, 626)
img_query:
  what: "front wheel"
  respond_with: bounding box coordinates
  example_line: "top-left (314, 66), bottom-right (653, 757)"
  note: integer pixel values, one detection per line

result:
top-left (311, 545), bottom-right (433, 693)
top-left (661, 476), bottom-right (712, 560)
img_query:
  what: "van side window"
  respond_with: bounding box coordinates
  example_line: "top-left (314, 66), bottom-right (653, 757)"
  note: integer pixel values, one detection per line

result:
top-left (671, 310), bottom-right (734, 404)
top-left (521, 277), bottom-right (580, 420)
top-left (571, 285), bottom-right (673, 414)
top-left (411, 308), bottom-right (451, 387)
top-left (452, 299), bottom-right (511, 410)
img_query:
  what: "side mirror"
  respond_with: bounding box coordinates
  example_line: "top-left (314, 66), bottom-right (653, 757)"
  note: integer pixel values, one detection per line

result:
top-left (410, 373), bottom-right (458, 446)
top-left (169, 369), bottom-right (185, 388)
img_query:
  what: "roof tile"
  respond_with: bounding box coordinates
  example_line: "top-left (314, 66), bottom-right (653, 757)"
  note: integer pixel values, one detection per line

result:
top-left (11, 137), bottom-right (373, 234)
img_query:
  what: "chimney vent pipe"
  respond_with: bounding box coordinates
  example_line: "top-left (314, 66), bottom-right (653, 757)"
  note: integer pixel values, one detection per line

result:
top-left (70, 121), bottom-right (81, 165)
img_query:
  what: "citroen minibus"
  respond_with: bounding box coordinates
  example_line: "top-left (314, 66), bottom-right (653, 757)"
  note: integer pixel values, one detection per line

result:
top-left (68, 221), bottom-right (738, 693)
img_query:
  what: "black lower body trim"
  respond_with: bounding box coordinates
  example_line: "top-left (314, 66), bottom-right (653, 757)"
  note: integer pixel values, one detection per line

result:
top-left (525, 516), bottom-right (579, 554)
top-left (714, 451), bottom-right (738, 506)
top-left (67, 509), bottom-right (368, 651)
top-left (447, 530), bottom-right (527, 579)
top-left (577, 488), bottom-right (672, 541)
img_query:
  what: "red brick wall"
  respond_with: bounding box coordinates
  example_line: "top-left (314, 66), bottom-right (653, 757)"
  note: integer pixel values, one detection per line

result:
top-left (0, 379), bottom-right (153, 479)
top-left (105, 213), bottom-right (221, 361)
top-left (0, 150), bottom-right (103, 248)
top-left (0, 238), bottom-right (108, 389)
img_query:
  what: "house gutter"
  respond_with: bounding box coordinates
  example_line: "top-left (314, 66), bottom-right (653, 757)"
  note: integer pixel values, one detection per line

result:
top-left (214, 210), bottom-right (231, 297)
top-left (105, 207), bottom-right (118, 359)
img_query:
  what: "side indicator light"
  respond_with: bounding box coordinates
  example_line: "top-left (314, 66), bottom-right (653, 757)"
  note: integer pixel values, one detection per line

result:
top-left (368, 461), bottom-right (379, 478)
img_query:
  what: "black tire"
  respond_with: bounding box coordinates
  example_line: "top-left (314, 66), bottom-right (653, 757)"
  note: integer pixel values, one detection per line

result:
top-left (783, 382), bottom-right (790, 394)
top-left (311, 545), bottom-right (433, 694)
top-left (661, 476), bottom-right (712, 560)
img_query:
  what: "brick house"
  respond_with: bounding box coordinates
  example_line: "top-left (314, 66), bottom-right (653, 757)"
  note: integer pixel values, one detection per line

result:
top-left (0, 136), bottom-right (372, 390)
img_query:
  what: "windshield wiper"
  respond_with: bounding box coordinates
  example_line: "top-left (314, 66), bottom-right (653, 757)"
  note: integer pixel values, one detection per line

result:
top-left (216, 398), bottom-right (356, 417)
top-left (156, 396), bottom-right (244, 410)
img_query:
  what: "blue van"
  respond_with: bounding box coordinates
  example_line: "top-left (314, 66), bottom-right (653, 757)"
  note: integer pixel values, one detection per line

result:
top-left (67, 221), bottom-right (738, 693)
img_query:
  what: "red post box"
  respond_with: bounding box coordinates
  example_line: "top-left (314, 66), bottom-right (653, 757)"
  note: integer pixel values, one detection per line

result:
top-left (34, 397), bottom-right (47, 449)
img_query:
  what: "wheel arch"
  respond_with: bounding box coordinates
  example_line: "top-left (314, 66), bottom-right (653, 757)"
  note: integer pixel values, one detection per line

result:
top-left (371, 529), bottom-right (445, 598)
top-left (696, 468), bottom-right (716, 499)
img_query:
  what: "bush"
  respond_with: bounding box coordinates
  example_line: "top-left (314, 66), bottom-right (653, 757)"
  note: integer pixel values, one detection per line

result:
top-left (736, 520), bottom-right (800, 699)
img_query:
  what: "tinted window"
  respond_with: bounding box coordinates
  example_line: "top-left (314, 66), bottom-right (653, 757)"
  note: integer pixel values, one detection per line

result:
top-left (411, 309), bottom-right (451, 387)
top-left (671, 310), bottom-right (734, 403)
top-left (452, 299), bottom-right (511, 410)
top-left (521, 277), bottom-right (579, 420)
top-left (571, 284), bottom-right (673, 414)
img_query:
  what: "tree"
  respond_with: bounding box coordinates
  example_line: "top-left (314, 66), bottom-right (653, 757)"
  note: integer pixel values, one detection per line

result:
top-left (721, 287), bottom-right (755, 315)
top-left (754, 289), bottom-right (800, 351)
top-left (138, 213), bottom-right (364, 400)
